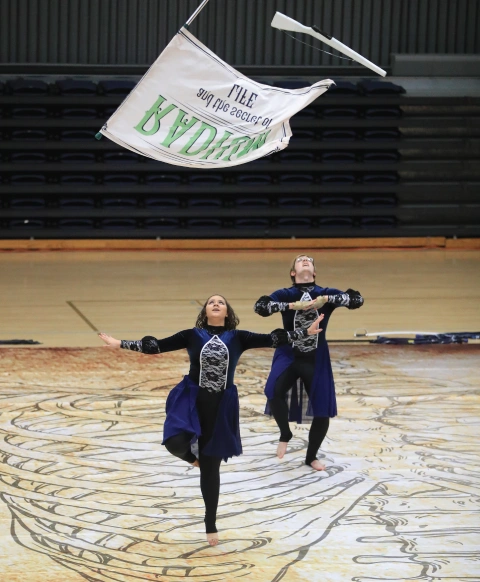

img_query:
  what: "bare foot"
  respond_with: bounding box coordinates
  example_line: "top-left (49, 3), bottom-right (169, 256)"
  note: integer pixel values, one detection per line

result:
top-left (310, 459), bottom-right (326, 471)
top-left (206, 532), bottom-right (219, 546)
top-left (191, 459), bottom-right (200, 468)
top-left (277, 441), bottom-right (288, 459)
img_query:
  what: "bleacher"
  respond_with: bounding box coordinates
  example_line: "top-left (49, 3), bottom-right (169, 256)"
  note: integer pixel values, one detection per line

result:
top-left (1, 75), bottom-right (479, 239)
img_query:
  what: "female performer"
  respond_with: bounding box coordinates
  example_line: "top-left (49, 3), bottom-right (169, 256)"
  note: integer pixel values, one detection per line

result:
top-left (99, 294), bottom-right (323, 546)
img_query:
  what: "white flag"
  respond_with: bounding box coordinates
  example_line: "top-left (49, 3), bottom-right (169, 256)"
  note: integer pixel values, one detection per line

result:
top-left (100, 28), bottom-right (333, 168)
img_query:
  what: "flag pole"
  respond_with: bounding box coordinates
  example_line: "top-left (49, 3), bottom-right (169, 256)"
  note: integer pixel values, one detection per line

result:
top-left (184, 0), bottom-right (211, 28)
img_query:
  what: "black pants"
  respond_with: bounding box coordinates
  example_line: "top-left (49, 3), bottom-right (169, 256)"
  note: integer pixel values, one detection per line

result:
top-left (163, 389), bottom-right (223, 534)
top-left (268, 356), bottom-right (330, 465)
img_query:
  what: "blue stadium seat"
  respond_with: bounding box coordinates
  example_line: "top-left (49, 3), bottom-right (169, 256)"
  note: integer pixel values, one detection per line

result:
top-left (278, 174), bottom-right (314, 184)
top-left (12, 107), bottom-right (48, 118)
top-left (189, 174), bottom-right (224, 185)
top-left (0, 81), bottom-right (4, 94)
top-left (274, 80), bottom-right (310, 89)
top-left (10, 197), bottom-right (46, 208)
top-left (290, 130), bottom-right (316, 141)
top-left (278, 152), bottom-right (315, 163)
top-left (60, 107), bottom-right (98, 119)
top-left (362, 173), bottom-right (399, 183)
top-left (319, 195), bottom-right (355, 206)
top-left (103, 174), bottom-right (139, 185)
top-left (319, 217), bottom-right (354, 226)
top-left (144, 218), bottom-right (180, 229)
top-left (322, 107), bottom-right (358, 119)
top-left (359, 80), bottom-right (406, 96)
top-left (12, 129), bottom-right (47, 141)
top-left (187, 218), bottom-right (222, 228)
top-left (234, 218), bottom-right (269, 229)
top-left (236, 197), bottom-right (270, 207)
top-left (145, 197), bottom-right (180, 207)
top-left (11, 152), bottom-right (47, 163)
top-left (322, 129), bottom-right (357, 141)
top-left (59, 152), bottom-right (96, 163)
top-left (321, 151), bottom-right (356, 162)
top-left (56, 79), bottom-right (97, 95)
top-left (321, 173), bottom-right (356, 183)
top-left (278, 196), bottom-right (312, 207)
top-left (9, 218), bottom-right (45, 228)
top-left (294, 106), bottom-right (316, 118)
top-left (363, 129), bottom-right (401, 141)
top-left (60, 175), bottom-right (96, 184)
top-left (101, 218), bottom-right (137, 228)
top-left (361, 195), bottom-right (397, 207)
top-left (360, 216), bottom-right (397, 227)
top-left (104, 151), bottom-right (140, 163)
top-left (327, 81), bottom-right (360, 95)
top-left (364, 107), bottom-right (402, 119)
top-left (363, 151), bottom-right (400, 162)
top-left (99, 80), bottom-right (136, 96)
top-left (11, 174), bottom-right (47, 185)
top-left (146, 174), bottom-right (182, 185)
top-left (103, 197), bottom-right (138, 207)
top-left (59, 197), bottom-right (95, 208)
top-left (7, 78), bottom-right (49, 95)
top-left (188, 198), bottom-right (222, 207)
top-left (58, 218), bottom-right (95, 229)
top-left (236, 174), bottom-right (272, 184)
top-left (60, 129), bottom-right (98, 141)
top-left (277, 217), bottom-right (313, 227)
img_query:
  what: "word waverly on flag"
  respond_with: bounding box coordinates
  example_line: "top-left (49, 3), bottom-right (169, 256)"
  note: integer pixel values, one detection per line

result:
top-left (98, 27), bottom-right (333, 168)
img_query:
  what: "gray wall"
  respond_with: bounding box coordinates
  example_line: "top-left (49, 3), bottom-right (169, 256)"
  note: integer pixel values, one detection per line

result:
top-left (1, 0), bottom-right (479, 67)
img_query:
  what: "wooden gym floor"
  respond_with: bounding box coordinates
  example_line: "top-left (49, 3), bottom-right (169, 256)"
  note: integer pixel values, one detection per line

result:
top-left (1, 247), bottom-right (479, 346)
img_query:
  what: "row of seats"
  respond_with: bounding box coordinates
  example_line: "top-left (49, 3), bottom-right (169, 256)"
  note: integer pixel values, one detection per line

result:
top-left (0, 78), bottom-right (406, 97)
top-left (0, 128), bottom-right (403, 141)
top-left (1, 172), bottom-right (400, 185)
top-left (0, 105), bottom-right (403, 120)
top-left (1, 216), bottom-right (398, 229)
top-left (1, 194), bottom-right (397, 208)
top-left (1, 151), bottom-right (401, 163)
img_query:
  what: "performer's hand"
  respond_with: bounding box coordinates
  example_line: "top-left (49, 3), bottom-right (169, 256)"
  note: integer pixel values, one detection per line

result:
top-left (98, 333), bottom-right (121, 348)
top-left (290, 300), bottom-right (313, 310)
top-left (306, 314), bottom-right (324, 336)
top-left (304, 296), bottom-right (328, 311)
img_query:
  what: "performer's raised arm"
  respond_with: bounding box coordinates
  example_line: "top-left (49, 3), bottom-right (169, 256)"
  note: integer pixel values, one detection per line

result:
top-left (237, 314), bottom-right (324, 349)
top-left (254, 293), bottom-right (290, 317)
top-left (294, 288), bottom-right (365, 311)
top-left (98, 331), bottom-right (189, 354)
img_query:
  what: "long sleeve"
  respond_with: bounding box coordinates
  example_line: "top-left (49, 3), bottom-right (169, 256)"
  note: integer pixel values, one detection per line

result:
top-left (326, 288), bottom-right (364, 310)
top-left (121, 330), bottom-right (191, 354)
top-left (237, 328), bottom-right (309, 351)
top-left (254, 289), bottom-right (291, 317)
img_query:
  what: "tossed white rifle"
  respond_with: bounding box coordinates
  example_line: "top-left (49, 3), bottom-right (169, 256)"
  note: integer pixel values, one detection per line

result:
top-left (271, 12), bottom-right (387, 77)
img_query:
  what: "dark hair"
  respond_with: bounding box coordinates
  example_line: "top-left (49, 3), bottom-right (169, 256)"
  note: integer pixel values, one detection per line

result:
top-left (195, 294), bottom-right (240, 330)
top-left (290, 254), bottom-right (316, 283)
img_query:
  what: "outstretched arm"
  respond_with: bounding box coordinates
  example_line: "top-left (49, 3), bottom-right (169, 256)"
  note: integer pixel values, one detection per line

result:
top-left (295, 288), bottom-right (364, 311)
top-left (254, 295), bottom-right (290, 317)
top-left (98, 331), bottom-right (189, 354)
top-left (239, 314), bottom-right (324, 350)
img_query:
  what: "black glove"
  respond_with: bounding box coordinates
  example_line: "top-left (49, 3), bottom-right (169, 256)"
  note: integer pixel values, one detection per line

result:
top-left (141, 336), bottom-right (161, 354)
top-left (346, 289), bottom-right (364, 310)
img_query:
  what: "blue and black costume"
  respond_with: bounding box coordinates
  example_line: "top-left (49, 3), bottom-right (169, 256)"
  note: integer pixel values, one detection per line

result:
top-left (120, 324), bottom-right (307, 534)
top-left (254, 284), bottom-right (364, 465)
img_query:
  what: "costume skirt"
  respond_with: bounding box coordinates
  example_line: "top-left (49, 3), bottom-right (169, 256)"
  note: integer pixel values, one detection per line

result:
top-left (264, 342), bottom-right (337, 421)
top-left (161, 375), bottom-right (242, 461)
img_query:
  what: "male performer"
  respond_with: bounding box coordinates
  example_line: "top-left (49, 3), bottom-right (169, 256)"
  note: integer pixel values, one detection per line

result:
top-left (254, 255), bottom-right (364, 471)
